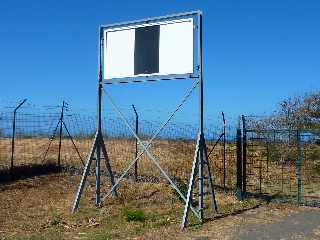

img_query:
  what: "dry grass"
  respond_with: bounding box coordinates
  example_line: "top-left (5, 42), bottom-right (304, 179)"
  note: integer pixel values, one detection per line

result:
top-left (0, 173), bottom-right (262, 239)
top-left (0, 137), bottom-right (236, 186)
top-left (1, 136), bottom-right (320, 239)
top-left (1, 136), bottom-right (320, 197)
top-left (1, 136), bottom-right (320, 198)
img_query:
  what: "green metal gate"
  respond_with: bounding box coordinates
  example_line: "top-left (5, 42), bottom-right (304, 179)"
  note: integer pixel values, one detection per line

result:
top-left (240, 117), bottom-right (320, 205)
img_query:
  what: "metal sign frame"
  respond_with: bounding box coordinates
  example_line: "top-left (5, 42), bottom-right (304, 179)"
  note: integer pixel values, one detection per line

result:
top-left (101, 11), bottom-right (198, 84)
top-left (71, 10), bottom-right (217, 229)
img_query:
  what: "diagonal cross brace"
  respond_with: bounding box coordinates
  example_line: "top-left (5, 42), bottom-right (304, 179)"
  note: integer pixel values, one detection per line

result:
top-left (102, 85), bottom-right (200, 218)
top-left (181, 133), bottom-right (218, 229)
top-left (71, 131), bottom-right (117, 212)
top-left (182, 132), bottom-right (201, 229)
top-left (101, 81), bottom-right (199, 191)
top-left (72, 131), bottom-right (99, 212)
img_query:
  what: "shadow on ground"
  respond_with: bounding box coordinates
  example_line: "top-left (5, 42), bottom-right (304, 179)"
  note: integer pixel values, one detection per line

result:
top-left (0, 163), bottom-right (61, 183)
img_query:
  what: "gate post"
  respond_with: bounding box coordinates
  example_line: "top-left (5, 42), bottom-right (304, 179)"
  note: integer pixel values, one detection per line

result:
top-left (241, 115), bottom-right (247, 197)
top-left (296, 129), bottom-right (302, 204)
top-left (236, 126), bottom-right (243, 199)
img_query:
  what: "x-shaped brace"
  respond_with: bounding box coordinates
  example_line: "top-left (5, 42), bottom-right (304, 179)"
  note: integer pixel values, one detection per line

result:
top-left (101, 81), bottom-right (200, 218)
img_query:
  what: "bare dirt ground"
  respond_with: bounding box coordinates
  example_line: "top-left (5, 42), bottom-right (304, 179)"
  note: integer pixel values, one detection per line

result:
top-left (1, 173), bottom-right (320, 239)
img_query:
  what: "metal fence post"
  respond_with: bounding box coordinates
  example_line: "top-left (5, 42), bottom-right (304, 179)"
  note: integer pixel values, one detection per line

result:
top-left (57, 100), bottom-right (66, 168)
top-left (296, 129), bottom-right (302, 204)
top-left (222, 111), bottom-right (226, 190)
top-left (241, 115), bottom-right (247, 197)
top-left (236, 127), bottom-right (243, 199)
top-left (10, 99), bottom-right (27, 179)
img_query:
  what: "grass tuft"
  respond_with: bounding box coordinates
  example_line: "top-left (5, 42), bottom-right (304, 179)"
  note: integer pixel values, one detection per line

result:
top-left (50, 214), bottom-right (62, 226)
top-left (122, 208), bottom-right (146, 222)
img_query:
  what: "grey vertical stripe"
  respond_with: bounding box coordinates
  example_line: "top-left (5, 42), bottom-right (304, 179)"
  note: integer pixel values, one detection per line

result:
top-left (134, 25), bottom-right (160, 75)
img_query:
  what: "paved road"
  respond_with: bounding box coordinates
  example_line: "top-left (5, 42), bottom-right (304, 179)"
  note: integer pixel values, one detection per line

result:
top-left (238, 209), bottom-right (320, 240)
top-left (185, 205), bottom-right (320, 240)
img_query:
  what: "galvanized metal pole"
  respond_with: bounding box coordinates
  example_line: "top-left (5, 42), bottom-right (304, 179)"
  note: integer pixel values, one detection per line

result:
top-left (182, 133), bottom-right (201, 229)
top-left (72, 132), bottom-right (98, 212)
top-left (97, 30), bottom-right (103, 148)
top-left (198, 12), bottom-right (204, 221)
top-left (10, 99), bottom-right (27, 179)
top-left (95, 27), bottom-right (103, 206)
top-left (72, 26), bottom-right (116, 212)
top-left (95, 142), bottom-right (101, 206)
top-left (132, 104), bottom-right (139, 181)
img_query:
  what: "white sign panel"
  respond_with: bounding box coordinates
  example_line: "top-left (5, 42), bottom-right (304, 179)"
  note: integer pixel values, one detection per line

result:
top-left (103, 18), bottom-right (194, 80)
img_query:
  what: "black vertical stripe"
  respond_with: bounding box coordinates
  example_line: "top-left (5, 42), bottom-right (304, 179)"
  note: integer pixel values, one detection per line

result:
top-left (134, 25), bottom-right (160, 75)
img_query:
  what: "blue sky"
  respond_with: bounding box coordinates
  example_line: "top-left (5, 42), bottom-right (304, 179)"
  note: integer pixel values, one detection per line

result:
top-left (0, 0), bottom-right (319, 124)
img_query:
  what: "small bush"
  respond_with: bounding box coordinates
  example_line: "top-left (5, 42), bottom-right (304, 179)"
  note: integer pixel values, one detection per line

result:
top-left (122, 208), bottom-right (145, 222)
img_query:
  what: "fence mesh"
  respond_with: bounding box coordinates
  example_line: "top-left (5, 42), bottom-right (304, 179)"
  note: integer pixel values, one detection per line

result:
top-left (244, 116), bottom-right (320, 205)
top-left (2, 104), bottom-right (319, 205)
top-left (0, 104), bottom-right (234, 189)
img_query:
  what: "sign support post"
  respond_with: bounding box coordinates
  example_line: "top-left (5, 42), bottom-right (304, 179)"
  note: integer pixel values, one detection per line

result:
top-left (71, 29), bottom-right (117, 213)
top-left (181, 12), bottom-right (218, 229)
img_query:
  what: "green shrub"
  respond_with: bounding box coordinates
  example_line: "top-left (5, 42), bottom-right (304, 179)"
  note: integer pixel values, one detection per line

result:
top-left (122, 208), bottom-right (145, 222)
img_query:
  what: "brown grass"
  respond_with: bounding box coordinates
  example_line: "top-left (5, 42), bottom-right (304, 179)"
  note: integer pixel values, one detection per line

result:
top-left (1, 136), bottom-right (318, 238)
top-left (0, 137), bottom-right (237, 187)
top-left (1, 137), bottom-right (320, 239)
top-left (1, 136), bottom-right (320, 198)
top-left (0, 173), bottom-right (262, 239)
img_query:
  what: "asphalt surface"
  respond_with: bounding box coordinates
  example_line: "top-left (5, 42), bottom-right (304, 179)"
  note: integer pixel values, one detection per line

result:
top-left (238, 209), bottom-right (320, 240)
